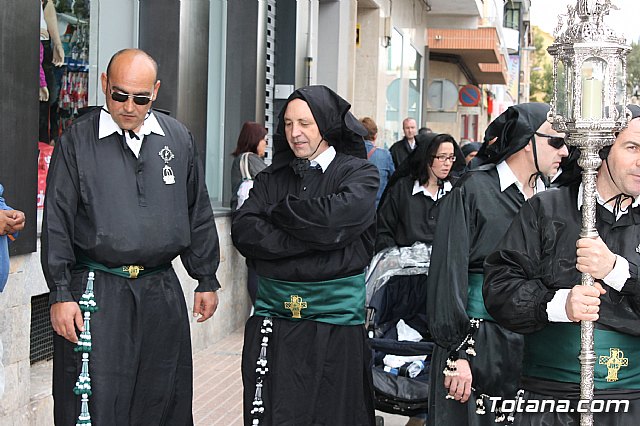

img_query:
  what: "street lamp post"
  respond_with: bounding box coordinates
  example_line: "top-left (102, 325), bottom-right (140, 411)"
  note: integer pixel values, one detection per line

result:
top-left (547, 1), bottom-right (630, 425)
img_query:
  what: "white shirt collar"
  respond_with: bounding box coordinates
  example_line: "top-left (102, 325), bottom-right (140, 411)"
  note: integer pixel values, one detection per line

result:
top-left (309, 146), bottom-right (336, 172)
top-left (412, 180), bottom-right (452, 201)
top-left (496, 161), bottom-right (546, 200)
top-left (98, 107), bottom-right (165, 140)
top-left (577, 183), bottom-right (640, 219)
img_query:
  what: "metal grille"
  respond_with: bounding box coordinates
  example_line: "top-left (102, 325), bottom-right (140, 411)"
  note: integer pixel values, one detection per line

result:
top-left (30, 293), bottom-right (54, 364)
top-left (265, 0), bottom-right (277, 161)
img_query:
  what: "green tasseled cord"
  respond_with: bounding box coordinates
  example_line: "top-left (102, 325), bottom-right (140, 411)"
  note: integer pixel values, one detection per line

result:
top-left (74, 271), bottom-right (98, 426)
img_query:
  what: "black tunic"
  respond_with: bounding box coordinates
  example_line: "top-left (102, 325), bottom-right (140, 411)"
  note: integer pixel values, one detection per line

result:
top-left (390, 137), bottom-right (414, 168)
top-left (375, 176), bottom-right (449, 252)
top-left (41, 108), bottom-right (220, 425)
top-left (232, 152), bottom-right (378, 425)
top-left (426, 165), bottom-right (528, 425)
top-left (484, 183), bottom-right (640, 425)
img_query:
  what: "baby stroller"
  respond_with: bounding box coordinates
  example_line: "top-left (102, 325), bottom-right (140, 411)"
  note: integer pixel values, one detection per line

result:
top-left (365, 242), bottom-right (434, 425)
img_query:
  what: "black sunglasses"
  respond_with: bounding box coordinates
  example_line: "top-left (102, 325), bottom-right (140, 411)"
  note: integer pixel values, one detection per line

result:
top-left (110, 88), bottom-right (153, 105)
top-left (535, 132), bottom-right (566, 149)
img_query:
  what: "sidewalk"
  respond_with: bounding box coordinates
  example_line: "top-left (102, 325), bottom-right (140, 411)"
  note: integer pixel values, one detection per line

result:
top-left (192, 328), bottom-right (410, 426)
top-left (193, 329), bottom-right (244, 426)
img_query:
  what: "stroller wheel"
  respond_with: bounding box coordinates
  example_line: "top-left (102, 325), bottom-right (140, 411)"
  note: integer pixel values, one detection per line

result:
top-left (375, 415), bottom-right (384, 426)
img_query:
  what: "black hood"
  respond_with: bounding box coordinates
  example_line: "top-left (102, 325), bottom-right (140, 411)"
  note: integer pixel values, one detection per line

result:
top-left (474, 102), bottom-right (551, 166)
top-left (271, 85), bottom-right (368, 170)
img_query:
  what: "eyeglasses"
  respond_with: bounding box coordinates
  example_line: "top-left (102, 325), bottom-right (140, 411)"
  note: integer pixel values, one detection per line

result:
top-left (433, 154), bottom-right (456, 163)
top-left (535, 132), bottom-right (566, 149)
top-left (109, 86), bottom-right (154, 106)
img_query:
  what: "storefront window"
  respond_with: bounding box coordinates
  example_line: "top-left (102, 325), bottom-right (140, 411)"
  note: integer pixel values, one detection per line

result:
top-left (38, 0), bottom-right (91, 209)
top-left (384, 29), bottom-right (422, 145)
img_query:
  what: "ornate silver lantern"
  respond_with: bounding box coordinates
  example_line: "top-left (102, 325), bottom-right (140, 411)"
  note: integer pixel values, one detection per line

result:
top-left (547, 1), bottom-right (630, 425)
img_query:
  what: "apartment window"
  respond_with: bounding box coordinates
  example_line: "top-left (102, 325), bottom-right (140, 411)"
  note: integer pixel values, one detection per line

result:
top-left (504, 3), bottom-right (520, 30)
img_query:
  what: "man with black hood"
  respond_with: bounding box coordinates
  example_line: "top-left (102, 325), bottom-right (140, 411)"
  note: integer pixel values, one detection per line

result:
top-left (426, 103), bottom-right (568, 425)
top-left (483, 106), bottom-right (640, 425)
top-left (232, 85), bottom-right (378, 426)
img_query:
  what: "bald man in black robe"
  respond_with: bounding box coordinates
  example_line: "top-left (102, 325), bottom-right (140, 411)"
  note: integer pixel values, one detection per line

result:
top-left (232, 85), bottom-right (378, 426)
top-left (42, 49), bottom-right (220, 425)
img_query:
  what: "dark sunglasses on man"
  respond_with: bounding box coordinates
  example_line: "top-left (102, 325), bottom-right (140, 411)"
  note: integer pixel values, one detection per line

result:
top-left (109, 89), bottom-right (154, 106)
top-left (534, 132), bottom-right (566, 149)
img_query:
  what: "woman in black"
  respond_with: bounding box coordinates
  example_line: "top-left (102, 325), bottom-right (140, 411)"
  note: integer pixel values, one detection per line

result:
top-left (375, 133), bottom-right (464, 253)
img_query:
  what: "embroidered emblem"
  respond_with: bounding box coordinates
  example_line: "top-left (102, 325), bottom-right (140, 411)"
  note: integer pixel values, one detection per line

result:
top-left (599, 348), bottom-right (628, 382)
top-left (123, 265), bottom-right (144, 279)
top-left (158, 146), bottom-right (175, 184)
top-left (636, 243), bottom-right (640, 254)
top-left (284, 295), bottom-right (307, 319)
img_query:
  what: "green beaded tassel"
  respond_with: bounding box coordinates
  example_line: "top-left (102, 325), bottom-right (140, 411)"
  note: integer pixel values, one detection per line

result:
top-left (76, 394), bottom-right (92, 425)
top-left (73, 353), bottom-right (92, 396)
top-left (74, 271), bottom-right (97, 426)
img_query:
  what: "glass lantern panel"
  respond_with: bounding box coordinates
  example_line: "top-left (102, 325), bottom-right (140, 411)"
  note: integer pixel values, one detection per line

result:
top-left (556, 60), bottom-right (568, 118)
top-left (580, 58), bottom-right (606, 119)
top-left (614, 58), bottom-right (626, 119)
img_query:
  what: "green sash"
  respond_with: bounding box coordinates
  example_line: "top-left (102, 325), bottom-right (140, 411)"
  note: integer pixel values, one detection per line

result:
top-left (524, 323), bottom-right (640, 389)
top-left (254, 273), bottom-right (366, 326)
top-left (466, 273), bottom-right (495, 321)
top-left (74, 253), bottom-right (170, 279)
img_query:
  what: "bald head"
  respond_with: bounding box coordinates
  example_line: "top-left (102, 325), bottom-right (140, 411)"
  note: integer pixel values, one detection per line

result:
top-left (101, 48), bottom-right (161, 132)
top-left (106, 49), bottom-right (158, 81)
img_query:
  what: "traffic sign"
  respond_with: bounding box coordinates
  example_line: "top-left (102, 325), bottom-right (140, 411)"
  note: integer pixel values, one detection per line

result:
top-left (458, 85), bottom-right (482, 107)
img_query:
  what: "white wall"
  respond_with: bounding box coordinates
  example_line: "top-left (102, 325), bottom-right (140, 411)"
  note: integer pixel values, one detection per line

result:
top-left (88, 0), bottom-right (139, 106)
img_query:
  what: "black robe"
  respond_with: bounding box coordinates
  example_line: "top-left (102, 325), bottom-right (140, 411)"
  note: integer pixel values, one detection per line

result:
top-left (484, 183), bottom-right (640, 425)
top-left (390, 137), bottom-right (414, 169)
top-left (375, 176), bottom-right (451, 252)
top-left (232, 152), bottom-right (378, 426)
top-left (41, 108), bottom-right (220, 425)
top-left (426, 165), bottom-right (528, 425)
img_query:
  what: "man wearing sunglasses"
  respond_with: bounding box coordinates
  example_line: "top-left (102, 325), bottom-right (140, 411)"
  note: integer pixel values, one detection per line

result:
top-left (426, 103), bottom-right (569, 426)
top-left (42, 49), bottom-right (221, 426)
top-left (484, 106), bottom-right (640, 425)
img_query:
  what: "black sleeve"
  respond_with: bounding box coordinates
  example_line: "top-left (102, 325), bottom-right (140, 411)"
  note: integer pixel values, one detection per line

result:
top-left (232, 161), bottom-right (378, 260)
top-left (375, 184), bottom-right (400, 253)
top-left (41, 133), bottom-right (80, 304)
top-left (267, 162), bottom-right (378, 248)
top-left (426, 184), bottom-right (472, 351)
top-left (483, 200), bottom-right (556, 334)
top-left (179, 132), bottom-right (221, 292)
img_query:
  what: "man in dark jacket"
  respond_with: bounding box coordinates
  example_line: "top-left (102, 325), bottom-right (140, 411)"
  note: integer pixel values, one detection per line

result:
top-left (484, 105), bottom-right (640, 425)
top-left (390, 117), bottom-right (418, 168)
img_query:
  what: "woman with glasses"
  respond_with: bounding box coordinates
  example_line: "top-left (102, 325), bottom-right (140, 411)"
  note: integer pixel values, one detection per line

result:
top-left (375, 133), bottom-right (464, 253)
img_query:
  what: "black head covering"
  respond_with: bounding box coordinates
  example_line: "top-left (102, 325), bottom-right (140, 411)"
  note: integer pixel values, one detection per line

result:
top-left (461, 141), bottom-right (482, 158)
top-left (474, 102), bottom-right (551, 166)
top-left (271, 85), bottom-right (368, 171)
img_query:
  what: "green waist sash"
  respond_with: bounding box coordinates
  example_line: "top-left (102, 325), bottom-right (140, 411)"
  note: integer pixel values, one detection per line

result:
top-left (524, 323), bottom-right (640, 390)
top-left (254, 273), bottom-right (366, 326)
top-left (74, 253), bottom-right (171, 279)
top-left (466, 273), bottom-right (495, 321)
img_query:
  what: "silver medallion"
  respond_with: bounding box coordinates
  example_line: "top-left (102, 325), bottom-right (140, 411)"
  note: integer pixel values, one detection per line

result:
top-left (158, 146), bottom-right (176, 185)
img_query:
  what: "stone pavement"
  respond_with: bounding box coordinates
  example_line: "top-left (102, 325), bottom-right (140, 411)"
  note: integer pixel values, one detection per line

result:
top-left (192, 328), bottom-right (411, 426)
